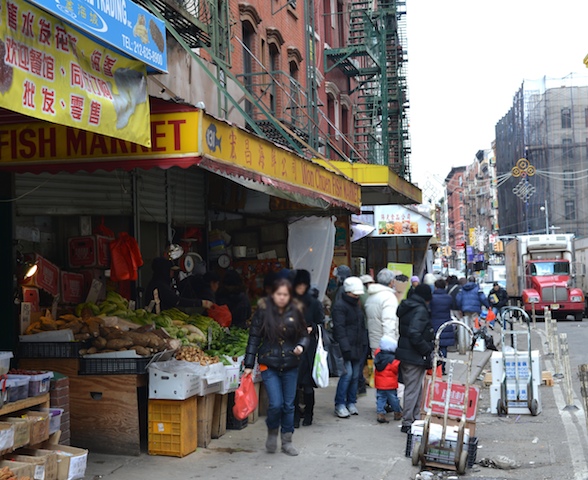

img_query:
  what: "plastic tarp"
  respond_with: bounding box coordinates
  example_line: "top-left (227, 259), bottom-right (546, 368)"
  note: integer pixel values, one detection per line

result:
top-left (288, 216), bottom-right (336, 300)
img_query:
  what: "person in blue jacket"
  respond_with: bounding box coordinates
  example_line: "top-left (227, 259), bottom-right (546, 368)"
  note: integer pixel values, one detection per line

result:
top-left (430, 279), bottom-right (455, 374)
top-left (455, 276), bottom-right (489, 330)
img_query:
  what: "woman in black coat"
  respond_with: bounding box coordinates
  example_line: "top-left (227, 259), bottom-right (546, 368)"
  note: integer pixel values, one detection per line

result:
top-left (430, 278), bottom-right (455, 373)
top-left (244, 278), bottom-right (309, 455)
top-left (292, 270), bottom-right (325, 427)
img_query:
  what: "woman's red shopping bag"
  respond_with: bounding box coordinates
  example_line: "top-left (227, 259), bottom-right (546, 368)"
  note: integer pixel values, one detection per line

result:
top-left (232, 374), bottom-right (258, 420)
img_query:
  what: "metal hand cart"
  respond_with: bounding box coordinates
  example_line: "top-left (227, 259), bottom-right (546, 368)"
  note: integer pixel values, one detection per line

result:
top-left (495, 306), bottom-right (539, 416)
top-left (412, 320), bottom-right (474, 475)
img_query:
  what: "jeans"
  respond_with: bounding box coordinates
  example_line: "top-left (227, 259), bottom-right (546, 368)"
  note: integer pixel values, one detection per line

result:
top-left (261, 367), bottom-right (299, 433)
top-left (376, 389), bottom-right (401, 414)
top-left (335, 359), bottom-right (362, 406)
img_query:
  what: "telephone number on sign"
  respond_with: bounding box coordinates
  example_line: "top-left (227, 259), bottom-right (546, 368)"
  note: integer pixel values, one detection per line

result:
top-left (133, 42), bottom-right (164, 66)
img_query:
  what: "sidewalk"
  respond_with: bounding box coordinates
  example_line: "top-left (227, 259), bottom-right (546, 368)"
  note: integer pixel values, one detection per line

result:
top-left (83, 324), bottom-right (577, 479)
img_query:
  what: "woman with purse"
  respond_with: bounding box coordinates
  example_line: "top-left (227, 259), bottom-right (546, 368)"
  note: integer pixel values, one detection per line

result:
top-left (244, 278), bottom-right (310, 455)
top-left (292, 270), bottom-right (325, 427)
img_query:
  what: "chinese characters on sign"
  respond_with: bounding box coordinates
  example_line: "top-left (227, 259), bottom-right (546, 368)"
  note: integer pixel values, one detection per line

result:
top-left (0, 0), bottom-right (151, 146)
top-left (373, 205), bottom-right (433, 236)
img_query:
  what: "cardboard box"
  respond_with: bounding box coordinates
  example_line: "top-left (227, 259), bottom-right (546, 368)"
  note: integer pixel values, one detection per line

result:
top-left (60, 272), bottom-right (85, 305)
top-left (20, 254), bottom-right (60, 296)
top-left (422, 379), bottom-right (479, 422)
top-left (43, 445), bottom-right (88, 480)
top-left (67, 236), bottom-right (111, 268)
top-left (22, 287), bottom-right (40, 311)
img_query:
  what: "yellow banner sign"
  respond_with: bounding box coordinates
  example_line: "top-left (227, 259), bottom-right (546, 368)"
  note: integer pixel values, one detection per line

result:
top-left (0, 111), bottom-right (199, 163)
top-left (0, 0), bottom-right (151, 146)
top-left (202, 118), bottom-right (361, 209)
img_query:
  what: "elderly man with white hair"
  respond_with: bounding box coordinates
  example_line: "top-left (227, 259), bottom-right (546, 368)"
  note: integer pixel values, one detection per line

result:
top-left (364, 268), bottom-right (399, 356)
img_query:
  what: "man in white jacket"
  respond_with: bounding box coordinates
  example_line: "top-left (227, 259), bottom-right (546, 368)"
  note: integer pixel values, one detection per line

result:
top-left (364, 269), bottom-right (399, 356)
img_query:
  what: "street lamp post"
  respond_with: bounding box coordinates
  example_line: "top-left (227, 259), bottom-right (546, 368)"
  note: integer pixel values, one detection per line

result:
top-left (540, 200), bottom-right (549, 234)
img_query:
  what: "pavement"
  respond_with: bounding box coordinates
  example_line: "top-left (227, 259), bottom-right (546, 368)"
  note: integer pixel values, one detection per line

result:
top-left (84, 322), bottom-right (588, 480)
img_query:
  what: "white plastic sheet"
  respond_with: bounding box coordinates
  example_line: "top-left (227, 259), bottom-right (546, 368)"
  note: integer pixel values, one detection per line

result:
top-left (288, 216), bottom-right (336, 300)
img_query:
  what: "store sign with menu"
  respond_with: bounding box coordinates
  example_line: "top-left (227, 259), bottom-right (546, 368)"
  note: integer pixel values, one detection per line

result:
top-left (24, 0), bottom-right (167, 72)
top-left (0, 0), bottom-right (151, 146)
top-left (373, 205), bottom-right (433, 237)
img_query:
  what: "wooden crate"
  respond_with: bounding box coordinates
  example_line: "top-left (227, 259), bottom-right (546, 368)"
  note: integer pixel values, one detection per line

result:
top-left (148, 398), bottom-right (197, 458)
top-left (211, 394), bottom-right (228, 439)
top-left (247, 383), bottom-right (261, 424)
top-left (197, 394), bottom-right (215, 448)
top-left (483, 371), bottom-right (493, 387)
top-left (542, 371), bottom-right (554, 386)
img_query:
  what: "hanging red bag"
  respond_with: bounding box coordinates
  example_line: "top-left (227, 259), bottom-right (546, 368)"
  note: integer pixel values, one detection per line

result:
top-left (232, 374), bottom-right (258, 421)
top-left (207, 304), bottom-right (232, 328)
top-left (110, 232), bottom-right (144, 281)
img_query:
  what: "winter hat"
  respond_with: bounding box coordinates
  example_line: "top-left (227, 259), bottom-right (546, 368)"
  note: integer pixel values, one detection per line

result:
top-left (335, 265), bottom-right (352, 282)
top-left (411, 275), bottom-right (419, 283)
top-left (293, 269), bottom-right (311, 287)
top-left (414, 284), bottom-right (433, 301)
top-left (423, 273), bottom-right (436, 286)
top-left (380, 335), bottom-right (398, 353)
top-left (343, 276), bottom-right (365, 295)
top-left (360, 274), bottom-right (375, 285)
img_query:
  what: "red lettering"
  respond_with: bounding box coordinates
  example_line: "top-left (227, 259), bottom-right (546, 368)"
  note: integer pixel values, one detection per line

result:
top-left (38, 127), bottom-right (56, 157)
top-left (151, 120), bottom-right (166, 152)
top-left (89, 134), bottom-right (107, 154)
top-left (66, 128), bottom-right (87, 155)
top-left (167, 119), bottom-right (185, 150)
top-left (18, 128), bottom-right (36, 159)
top-left (110, 137), bottom-right (128, 154)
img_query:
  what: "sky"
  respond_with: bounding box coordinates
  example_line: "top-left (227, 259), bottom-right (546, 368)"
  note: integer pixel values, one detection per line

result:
top-left (406, 0), bottom-right (588, 201)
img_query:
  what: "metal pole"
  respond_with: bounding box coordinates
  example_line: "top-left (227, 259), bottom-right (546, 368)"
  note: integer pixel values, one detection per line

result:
top-left (544, 308), bottom-right (553, 355)
top-left (544, 199), bottom-right (549, 235)
top-left (578, 364), bottom-right (588, 429)
top-left (531, 302), bottom-right (536, 329)
top-left (552, 319), bottom-right (562, 377)
top-left (560, 333), bottom-right (578, 410)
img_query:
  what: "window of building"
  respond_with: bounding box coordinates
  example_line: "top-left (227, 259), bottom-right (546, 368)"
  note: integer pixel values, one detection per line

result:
top-left (459, 206), bottom-right (463, 218)
top-left (323, 0), bottom-right (332, 45)
top-left (565, 200), bottom-right (576, 220)
top-left (327, 93), bottom-right (335, 139)
top-left (564, 169), bottom-right (573, 189)
top-left (341, 105), bottom-right (349, 156)
top-left (563, 138), bottom-right (573, 159)
top-left (561, 108), bottom-right (572, 129)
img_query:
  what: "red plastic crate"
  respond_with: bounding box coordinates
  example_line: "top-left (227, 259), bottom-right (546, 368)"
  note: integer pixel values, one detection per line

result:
top-left (61, 271), bottom-right (85, 304)
top-left (67, 235), bottom-right (112, 268)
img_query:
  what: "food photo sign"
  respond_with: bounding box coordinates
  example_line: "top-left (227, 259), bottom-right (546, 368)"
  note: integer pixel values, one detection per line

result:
top-left (372, 205), bottom-right (434, 237)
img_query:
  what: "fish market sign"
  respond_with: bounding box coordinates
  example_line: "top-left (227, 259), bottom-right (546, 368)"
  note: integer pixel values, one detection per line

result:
top-left (0, 0), bottom-right (151, 146)
top-left (25, 0), bottom-right (167, 72)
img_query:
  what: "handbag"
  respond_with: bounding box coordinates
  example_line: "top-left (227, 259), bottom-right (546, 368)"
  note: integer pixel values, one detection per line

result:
top-left (232, 374), bottom-right (258, 421)
top-left (324, 329), bottom-right (347, 377)
top-left (312, 326), bottom-right (330, 388)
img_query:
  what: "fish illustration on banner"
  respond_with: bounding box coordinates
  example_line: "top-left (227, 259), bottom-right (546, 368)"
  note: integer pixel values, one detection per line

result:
top-left (206, 123), bottom-right (222, 152)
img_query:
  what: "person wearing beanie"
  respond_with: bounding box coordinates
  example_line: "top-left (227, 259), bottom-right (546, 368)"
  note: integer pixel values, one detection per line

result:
top-left (332, 265), bottom-right (353, 303)
top-left (373, 335), bottom-right (402, 423)
top-left (423, 273), bottom-right (437, 292)
top-left (292, 269), bottom-right (325, 427)
top-left (332, 277), bottom-right (369, 418)
top-left (395, 283), bottom-right (435, 433)
top-left (407, 275), bottom-right (420, 298)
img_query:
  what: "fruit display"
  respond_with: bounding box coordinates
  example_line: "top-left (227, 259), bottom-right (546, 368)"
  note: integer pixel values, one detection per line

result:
top-left (174, 346), bottom-right (219, 365)
top-left (78, 326), bottom-right (170, 356)
top-left (206, 327), bottom-right (248, 360)
top-left (25, 310), bottom-right (105, 342)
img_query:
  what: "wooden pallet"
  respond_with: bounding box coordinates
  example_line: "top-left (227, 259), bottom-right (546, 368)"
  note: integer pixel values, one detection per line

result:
top-left (542, 371), bottom-right (554, 387)
top-left (483, 371), bottom-right (493, 386)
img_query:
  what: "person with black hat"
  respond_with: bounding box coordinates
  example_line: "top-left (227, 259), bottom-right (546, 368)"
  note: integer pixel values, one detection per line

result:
top-left (292, 269), bottom-right (325, 427)
top-left (395, 284), bottom-right (435, 433)
top-left (145, 258), bottom-right (213, 311)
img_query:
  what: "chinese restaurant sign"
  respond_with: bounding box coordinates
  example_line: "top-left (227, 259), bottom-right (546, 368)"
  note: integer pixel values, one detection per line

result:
top-left (202, 118), bottom-right (362, 211)
top-left (0, 0), bottom-right (151, 146)
top-left (373, 205), bottom-right (433, 236)
top-left (25, 0), bottom-right (167, 72)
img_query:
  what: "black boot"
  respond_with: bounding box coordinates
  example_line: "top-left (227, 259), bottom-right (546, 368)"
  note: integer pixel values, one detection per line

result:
top-left (303, 391), bottom-right (315, 426)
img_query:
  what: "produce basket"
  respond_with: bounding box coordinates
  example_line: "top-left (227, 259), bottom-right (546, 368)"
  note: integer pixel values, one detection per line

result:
top-left (5, 377), bottom-right (29, 403)
top-left (18, 342), bottom-right (87, 359)
top-left (8, 371), bottom-right (53, 397)
top-left (40, 408), bottom-right (64, 435)
top-left (79, 356), bottom-right (152, 375)
top-left (3, 417), bottom-right (30, 450)
top-left (24, 411), bottom-right (50, 445)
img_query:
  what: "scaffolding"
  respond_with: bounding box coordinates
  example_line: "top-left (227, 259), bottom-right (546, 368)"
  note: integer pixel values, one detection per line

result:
top-left (324, 0), bottom-right (411, 179)
top-left (495, 74), bottom-right (588, 236)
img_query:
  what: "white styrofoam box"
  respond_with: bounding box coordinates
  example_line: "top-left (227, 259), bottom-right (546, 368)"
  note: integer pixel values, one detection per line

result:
top-left (490, 382), bottom-right (541, 414)
top-left (219, 365), bottom-right (241, 394)
top-left (490, 350), bottom-right (541, 384)
top-left (149, 368), bottom-right (202, 400)
top-left (410, 419), bottom-right (470, 445)
top-left (194, 376), bottom-right (222, 396)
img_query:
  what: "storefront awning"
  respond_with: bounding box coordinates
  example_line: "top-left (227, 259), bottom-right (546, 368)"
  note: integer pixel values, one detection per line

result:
top-left (315, 161), bottom-right (422, 206)
top-left (0, 101), bottom-right (362, 213)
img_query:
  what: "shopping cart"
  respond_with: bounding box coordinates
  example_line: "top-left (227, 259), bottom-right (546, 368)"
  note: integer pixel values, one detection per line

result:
top-left (412, 319), bottom-right (474, 475)
top-left (495, 306), bottom-right (539, 416)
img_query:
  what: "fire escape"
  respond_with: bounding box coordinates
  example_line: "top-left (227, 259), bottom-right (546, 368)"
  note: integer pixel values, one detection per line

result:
top-left (324, 0), bottom-right (411, 179)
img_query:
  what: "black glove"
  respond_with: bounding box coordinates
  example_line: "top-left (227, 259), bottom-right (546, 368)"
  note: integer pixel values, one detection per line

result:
top-left (342, 350), bottom-right (352, 361)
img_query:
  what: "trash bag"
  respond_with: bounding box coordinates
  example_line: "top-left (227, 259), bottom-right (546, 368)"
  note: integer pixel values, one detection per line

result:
top-left (208, 304), bottom-right (232, 328)
top-left (232, 373), bottom-right (258, 421)
top-left (110, 232), bottom-right (143, 281)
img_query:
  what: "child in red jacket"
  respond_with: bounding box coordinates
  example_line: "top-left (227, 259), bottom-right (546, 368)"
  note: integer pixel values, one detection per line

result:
top-left (374, 335), bottom-right (402, 423)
